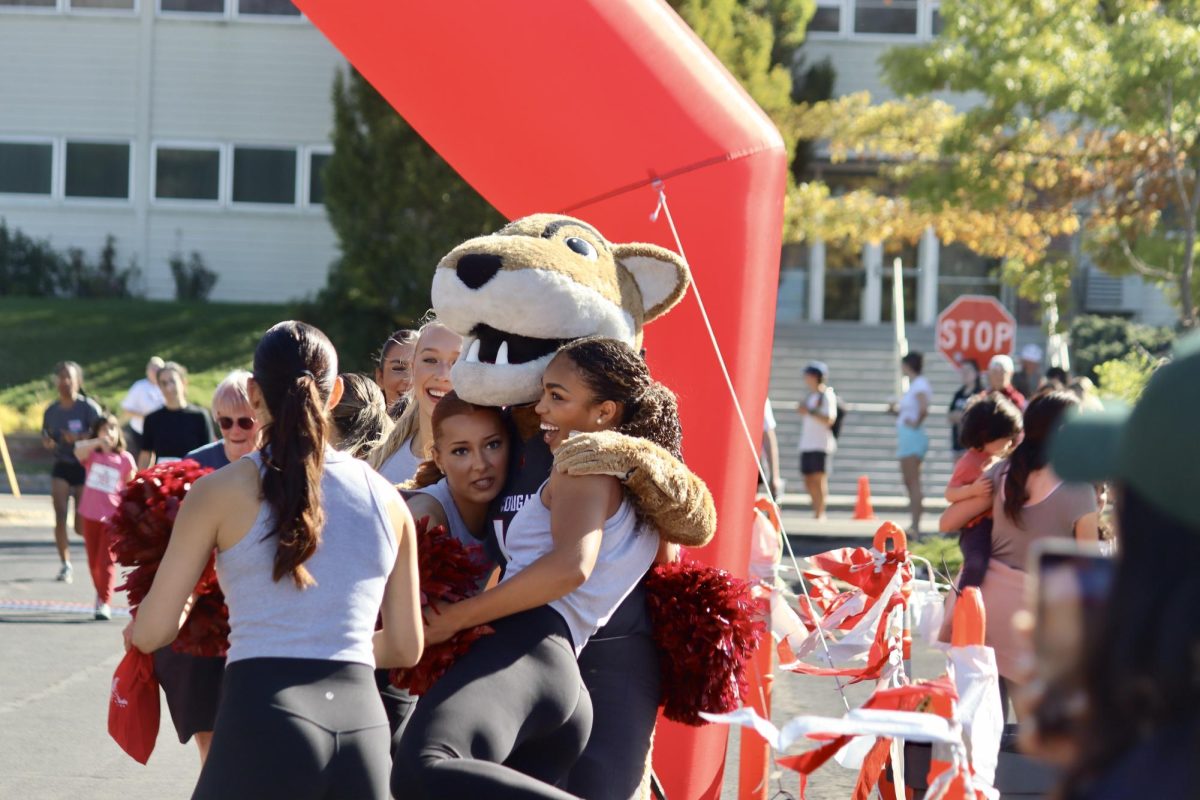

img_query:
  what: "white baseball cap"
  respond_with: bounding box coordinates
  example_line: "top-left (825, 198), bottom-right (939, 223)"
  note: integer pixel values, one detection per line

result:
top-left (989, 354), bottom-right (1014, 372)
top-left (1020, 344), bottom-right (1044, 363)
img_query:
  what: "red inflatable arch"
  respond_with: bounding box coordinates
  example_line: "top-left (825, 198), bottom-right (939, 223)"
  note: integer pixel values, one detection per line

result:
top-left (293, 1), bottom-right (788, 796)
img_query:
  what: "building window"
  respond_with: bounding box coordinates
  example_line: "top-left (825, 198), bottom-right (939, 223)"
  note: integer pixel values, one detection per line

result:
top-left (64, 141), bottom-right (130, 200)
top-left (159, 0), bottom-right (222, 12)
top-left (807, 0), bottom-right (841, 34)
top-left (308, 151), bottom-right (330, 206)
top-left (854, 0), bottom-right (919, 35)
top-left (155, 146), bottom-right (220, 201)
top-left (70, 0), bottom-right (136, 9)
top-left (0, 142), bottom-right (53, 196)
top-left (930, 1), bottom-right (943, 35)
top-left (232, 146), bottom-right (296, 204)
top-left (236, 0), bottom-right (298, 15)
top-left (0, 0), bottom-right (57, 8)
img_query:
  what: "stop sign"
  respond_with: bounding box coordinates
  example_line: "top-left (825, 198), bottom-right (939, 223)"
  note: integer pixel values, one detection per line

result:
top-left (936, 295), bottom-right (1016, 369)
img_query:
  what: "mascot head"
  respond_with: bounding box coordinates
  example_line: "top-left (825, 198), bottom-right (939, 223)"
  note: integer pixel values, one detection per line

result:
top-left (432, 213), bottom-right (690, 407)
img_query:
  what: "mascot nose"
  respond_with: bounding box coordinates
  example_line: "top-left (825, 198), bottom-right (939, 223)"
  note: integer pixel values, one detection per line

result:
top-left (456, 253), bottom-right (502, 289)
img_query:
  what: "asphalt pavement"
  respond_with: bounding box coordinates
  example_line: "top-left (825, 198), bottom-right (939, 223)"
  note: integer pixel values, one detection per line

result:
top-left (0, 493), bottom-right (946, 800)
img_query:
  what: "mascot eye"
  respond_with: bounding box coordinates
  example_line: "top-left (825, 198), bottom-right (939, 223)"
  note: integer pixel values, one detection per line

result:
top-left (565, 237), bottom-right (598, 260)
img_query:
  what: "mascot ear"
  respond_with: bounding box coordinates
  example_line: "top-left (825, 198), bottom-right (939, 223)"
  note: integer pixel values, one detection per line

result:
top-left (613, 243), bottom-right (691, 323)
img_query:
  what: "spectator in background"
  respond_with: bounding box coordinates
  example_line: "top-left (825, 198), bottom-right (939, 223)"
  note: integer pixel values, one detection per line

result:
top-left (119, 356), bottom-right (165, 460)
top-left (1014, 344), bottom-right (1044, 399)
top-left (797, 361), bottom-right (837, 520)
top-left (940, 391), bottom-right (1097, 714)
top-left (375, 329), bottom-right (419, 417)
top-left (1045, 365), bottom-right (1070, 390)
top-left (41, 360), bottom-right (103, 583)
top-left (186, 370), bottom-right (262, 470)
top-left (332, 373), bottom-right (394, 461)
top-left (891, 352), bottom-right (933, 536)
top-left (948, 357), bottom-right (983, 458)
top-left (138, 362), bottom-right (214, 469)
top-left (1067, 376), bottom-right (1104, 412)
top-left (760, 398), bottom-right (783, 499)
top-left (987, 354), bottom-right (1027, 411)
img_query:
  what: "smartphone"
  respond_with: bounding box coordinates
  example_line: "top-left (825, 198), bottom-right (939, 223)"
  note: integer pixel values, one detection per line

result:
top-left (1024, 539), bottom-right (1116, 745)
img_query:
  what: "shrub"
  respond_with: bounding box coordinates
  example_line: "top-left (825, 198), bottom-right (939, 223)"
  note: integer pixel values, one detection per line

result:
top-left (1069, 314), bottom-right (1174, 381)
top-left (1095, 350), bottom-right (1161, 405)
top-left (0, 219), bottom-right (141, 298)
top-left (169, 251), bottom-right (218, 302)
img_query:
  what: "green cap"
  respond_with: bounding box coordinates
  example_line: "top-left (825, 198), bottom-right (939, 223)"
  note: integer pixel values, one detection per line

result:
top-left (1050, 331), bottom-right (1200, 528)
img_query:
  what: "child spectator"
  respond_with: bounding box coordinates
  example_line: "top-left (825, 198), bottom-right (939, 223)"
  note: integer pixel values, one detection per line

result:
top-left (73, 414), bottom-right (137, 620)
top-left (944, 392), bottom-right (1023, 587)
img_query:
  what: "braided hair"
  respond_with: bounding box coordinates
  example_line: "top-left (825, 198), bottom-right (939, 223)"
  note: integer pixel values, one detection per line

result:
top-left (554, 337), bottom-right (682, 460)
top-left (252, 321), bottom-right (338, 589)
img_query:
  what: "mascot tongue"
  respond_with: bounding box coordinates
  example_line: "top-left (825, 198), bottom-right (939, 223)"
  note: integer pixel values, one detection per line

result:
top-left (432, 213), bottom-right (691, 408)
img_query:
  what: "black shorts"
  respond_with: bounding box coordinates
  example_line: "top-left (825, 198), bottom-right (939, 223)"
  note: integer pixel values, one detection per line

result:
top-left (154, 646), bottom-right (225, 743)
top-left (50, 461), bottom-right (86, 487)
top-left (799, 451), bottom-right (828, 476)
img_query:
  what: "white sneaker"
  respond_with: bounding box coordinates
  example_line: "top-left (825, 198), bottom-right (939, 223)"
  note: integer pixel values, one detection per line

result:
top-left (95, 602), bottom-right (112, 621)
top-left (56, 563), bottom-right (73, 583)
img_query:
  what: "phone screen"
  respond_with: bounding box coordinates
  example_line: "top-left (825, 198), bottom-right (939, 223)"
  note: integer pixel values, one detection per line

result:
top-left (1031, 545), bottom-right (1116, 739)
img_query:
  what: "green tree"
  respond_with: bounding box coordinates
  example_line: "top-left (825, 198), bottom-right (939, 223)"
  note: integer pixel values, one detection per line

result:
top-left (878, 0), bottom-right (1200, 327)
top-left (310, 69), bottom-right (503, 367)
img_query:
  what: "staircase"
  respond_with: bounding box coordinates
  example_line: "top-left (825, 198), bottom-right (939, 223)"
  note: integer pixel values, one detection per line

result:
top-left (768, 321), bottom-right (1044, 505)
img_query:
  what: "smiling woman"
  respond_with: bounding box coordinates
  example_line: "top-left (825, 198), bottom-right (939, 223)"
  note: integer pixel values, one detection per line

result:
top-left (369, 321), bottom-right (463, 484)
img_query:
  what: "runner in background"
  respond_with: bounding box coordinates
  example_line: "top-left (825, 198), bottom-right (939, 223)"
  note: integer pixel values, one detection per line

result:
top-left (72, 414), bottom-right (136, 620)
top-left (41, 360), bottom-right (103, 583)
top-left (119, 356), bottom-right (165, 461)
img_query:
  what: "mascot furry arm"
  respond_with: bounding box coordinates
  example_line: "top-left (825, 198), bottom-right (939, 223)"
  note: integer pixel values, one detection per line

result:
top-left (431, 214), bottom-right (716, 547)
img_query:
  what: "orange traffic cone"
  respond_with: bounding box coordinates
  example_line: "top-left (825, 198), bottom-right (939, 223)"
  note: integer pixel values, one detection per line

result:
top-left (853, 475), bottom-right (876, 520)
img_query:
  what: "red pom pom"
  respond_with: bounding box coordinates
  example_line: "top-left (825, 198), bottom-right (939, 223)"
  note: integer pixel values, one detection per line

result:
top-left (110, 460), bottom-right (229, 657)
top-left (389, 516), bottom-right (493, 695)
top-left (644, 558), bottom-right (766, 726)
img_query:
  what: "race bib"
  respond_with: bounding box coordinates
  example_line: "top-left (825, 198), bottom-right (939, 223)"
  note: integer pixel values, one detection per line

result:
top-left (86, 463), bottom-right (123, 495)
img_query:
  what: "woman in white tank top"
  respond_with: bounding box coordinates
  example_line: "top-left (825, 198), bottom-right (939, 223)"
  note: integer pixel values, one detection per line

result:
top-left (392, 337), bottom-right (680, 800)
top-left (130, 321), bottom-right (423, 800)
top-left (369, 321), bottom-right (463, 484)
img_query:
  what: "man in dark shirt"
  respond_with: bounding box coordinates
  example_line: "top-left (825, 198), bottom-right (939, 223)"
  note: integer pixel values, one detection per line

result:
top-left (138, 361), bottom-right (214, 468)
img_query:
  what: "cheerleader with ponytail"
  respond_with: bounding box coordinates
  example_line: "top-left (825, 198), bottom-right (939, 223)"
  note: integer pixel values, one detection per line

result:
top-left (130, 321), bottom-right (423, 800)
top-left (392, 337), bottom-right (678, 799)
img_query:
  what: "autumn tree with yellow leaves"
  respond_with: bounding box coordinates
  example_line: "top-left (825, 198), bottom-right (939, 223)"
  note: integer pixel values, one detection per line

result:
top-left (794, 0), bottom-right (1200, 326)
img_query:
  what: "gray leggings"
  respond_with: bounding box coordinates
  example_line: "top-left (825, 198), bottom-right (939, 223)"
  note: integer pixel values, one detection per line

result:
top-left (392, 606), bottom-right (592, 800)
top-left (192, 658), bottom-right (390, 800)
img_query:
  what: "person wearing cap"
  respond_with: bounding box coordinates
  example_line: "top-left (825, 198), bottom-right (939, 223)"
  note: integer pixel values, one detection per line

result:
top-left (987, 353), bottom-right (1027, 411)
top-left (796, 361), bottom-right (837, 520)
top-left (1014, 343), bottom-right (1044, 400)
top-left (1048, 333), bottom-right (1200, 799)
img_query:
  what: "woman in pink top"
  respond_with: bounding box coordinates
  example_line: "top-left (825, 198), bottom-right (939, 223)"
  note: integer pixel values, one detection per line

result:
top-left (73, 414), bottom-right (137, 620)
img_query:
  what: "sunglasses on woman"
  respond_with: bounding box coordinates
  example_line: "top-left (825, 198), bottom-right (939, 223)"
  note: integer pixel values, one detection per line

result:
top-left (217, 416), bottom-right (256, 431)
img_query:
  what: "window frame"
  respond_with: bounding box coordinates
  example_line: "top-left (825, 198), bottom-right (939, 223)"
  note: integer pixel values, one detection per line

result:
top-left (301, 144), bottom-right (332, 209)
top-left (0, 0), bottom-right (61, 16)
top-left (67, 0), bottom-right (139, 15)
top-left (0, 135), bottom-right (57, 201)
top-left (150, 140), bottom-right (225, 208)
top-left (156, 0), bottom-right (304, 22)
top-left (61, 137), bottom-right (134, 205)
top-left (228, 143), bottom-right (301, 210)
top-left (806, 0), bottom-right (941, 42)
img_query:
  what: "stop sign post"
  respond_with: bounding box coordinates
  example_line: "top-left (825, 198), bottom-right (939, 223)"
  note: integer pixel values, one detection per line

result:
top-left (936, 295), bottom-right (1016, 369)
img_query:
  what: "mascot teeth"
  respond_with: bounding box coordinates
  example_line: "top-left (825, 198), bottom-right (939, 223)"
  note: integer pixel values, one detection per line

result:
top-left (465, 338), bottom-right (482, 364)
top-left (496, 341), bottom-right (510, 366)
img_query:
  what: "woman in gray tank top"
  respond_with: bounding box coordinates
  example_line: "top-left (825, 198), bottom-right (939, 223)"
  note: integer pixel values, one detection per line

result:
top-left (393, 338), bottom-right (679, 800)
top-left (129, 321), bottom-right (423, 800)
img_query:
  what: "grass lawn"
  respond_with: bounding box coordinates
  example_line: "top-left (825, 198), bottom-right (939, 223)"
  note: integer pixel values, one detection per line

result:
top-left (0, 297), bottom-right (293, 431)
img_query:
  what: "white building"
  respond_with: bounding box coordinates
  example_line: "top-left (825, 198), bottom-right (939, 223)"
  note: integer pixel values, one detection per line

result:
top-left (0, 0), bottom-right (346, 302)
top-left (776, 0), bottom-right (1178, 327)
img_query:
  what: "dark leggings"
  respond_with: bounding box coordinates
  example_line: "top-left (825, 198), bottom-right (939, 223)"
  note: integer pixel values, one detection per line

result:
top-left (392, 606), bottom-right (592, 800)
top-left (568, 586), bottom-right (661, 800)
top-left (192, 658), bottom-right (390, 800)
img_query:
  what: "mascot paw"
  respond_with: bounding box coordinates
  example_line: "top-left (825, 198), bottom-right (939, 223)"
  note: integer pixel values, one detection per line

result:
top-left (553, 430), bottom-right (642, 480)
